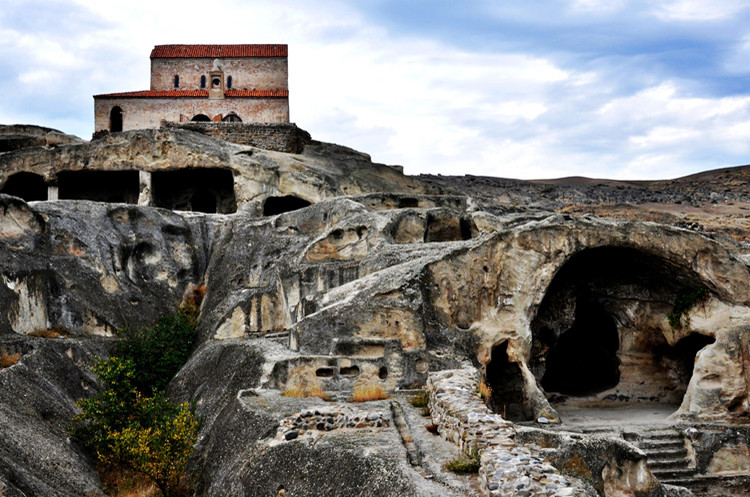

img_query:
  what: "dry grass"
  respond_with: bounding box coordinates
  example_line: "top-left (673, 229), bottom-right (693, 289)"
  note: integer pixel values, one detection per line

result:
top-left (351, 383), bottom-right (388, 402)
top-left (282, 364), bottom-right (330, 401)
top-left (0, 348), bottom-right (21, 370)
top-left (425, 423), bottom-right (439, 435)
top-left (282, 385), bottom-right (329, 401)
top-left (477, 380), bottom-right (492, 403)
top-left (409, 390), bottom-right (429, 408)
top-left (183, 283), bottom-right (206, 309)
top-left (98, 464), bottom-right (159, 497)
top-left (28, 327), bottom-right (68, 339)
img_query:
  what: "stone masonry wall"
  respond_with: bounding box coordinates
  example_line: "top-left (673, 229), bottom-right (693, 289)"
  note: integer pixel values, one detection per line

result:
top-left (160, 121), bottom-right (311, 153)
top-left (151, 57), bottom-right (287, 92)
top-left (425, 369), bottom-right (596, 497)
top-left (94, 96), bottom-right (289, 133)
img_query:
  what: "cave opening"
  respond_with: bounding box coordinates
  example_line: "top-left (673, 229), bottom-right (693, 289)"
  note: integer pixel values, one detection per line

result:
top-left (0, 172), bottom-right (47, 201)
top-left (531, 246), bottom-right (712, 413)
top-left (262, 195), bottom-right (311, 216)
top-left (485, 341), bottom-right (528, 421)
top-left (151, 168), bottom-right (236, 214)
top-left (541, 296), bottom-right (620, 396)
top-left (654, 332), bottom-right (715, 398)
top-left (58, 170), bottom-right (139, 203)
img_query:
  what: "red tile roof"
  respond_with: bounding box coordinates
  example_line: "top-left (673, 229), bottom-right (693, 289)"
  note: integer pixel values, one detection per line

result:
top-left (94, 89), bottom-right (288, 98)
top-left (225, 89), bottom-right (287, 97)
top-left (150, 44), bottom-right (287, 58)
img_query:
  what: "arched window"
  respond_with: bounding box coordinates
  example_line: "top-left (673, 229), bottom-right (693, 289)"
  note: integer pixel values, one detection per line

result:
top-left (222, 112), bottom-right (242, 122)
top-left (173, 75), bottom-right (179, 88)
top-left (200, 75), bottom-right (206, 88)
top-left (109, 106), bottom-right (123, 132)
top-left (227, 76), bottom-right (232, 89)
top-left (191, 114), bottom-right (211, 122)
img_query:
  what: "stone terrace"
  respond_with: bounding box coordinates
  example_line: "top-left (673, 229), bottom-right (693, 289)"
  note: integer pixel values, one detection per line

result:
top-left (425, 369), bottom-right (596, 497)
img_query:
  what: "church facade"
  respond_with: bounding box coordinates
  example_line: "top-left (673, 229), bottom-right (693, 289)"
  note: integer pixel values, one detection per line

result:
top-left (94, 44), bottom-right (289, 133)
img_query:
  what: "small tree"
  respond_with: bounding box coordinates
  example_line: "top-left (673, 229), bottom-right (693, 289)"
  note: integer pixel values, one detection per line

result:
top-left (105, 397), bottom-right (198, 497)
top-left (115, 309), bottom-right (197, 395)
top-left (72, 356), bottom-right (140, 456)
top-left (72, 308), bottom-right (200, 497)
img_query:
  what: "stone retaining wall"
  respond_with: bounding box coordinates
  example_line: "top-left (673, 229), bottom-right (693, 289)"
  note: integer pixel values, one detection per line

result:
top-left (276, 405), bottom-right (388, 441)
top-left (425, 369), bottom-right (596, 497)
top-left (160, 121), bottom-right (311, 153)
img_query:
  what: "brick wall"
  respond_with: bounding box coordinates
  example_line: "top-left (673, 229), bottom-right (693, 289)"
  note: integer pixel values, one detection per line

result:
top-left (160, 121), bottom-right (312, 154)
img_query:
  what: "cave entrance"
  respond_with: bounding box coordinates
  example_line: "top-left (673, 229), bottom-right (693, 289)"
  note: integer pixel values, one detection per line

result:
top-left (0, 172), bottom-right (47, 201)
top-left (151, 168), bottom-right (236, 214)
top-left (530, 246), bottom-right (714, 419)
top-left (485, 341), bottom-right (528, 421)
top-left (541, 296), bottom-right (620, 396)
top-left (262, 195), bottom-right (311, 216)
top-left (58, 170), bottom-right (139, 203)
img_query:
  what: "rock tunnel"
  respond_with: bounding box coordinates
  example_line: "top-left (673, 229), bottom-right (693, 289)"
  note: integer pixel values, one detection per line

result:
top-left (151, 168), bottom-right (236, 214)
top-left (485, 246), bottom-right (717, 421)
top-left (262, 195), bottom-right (312, 216)
top-left (0, 172), bottom-right (47, 201)
top-left (58, 170), bottom-right (140, 203)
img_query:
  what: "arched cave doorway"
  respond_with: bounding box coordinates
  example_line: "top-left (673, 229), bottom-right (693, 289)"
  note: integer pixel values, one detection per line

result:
top-left (109, 106), bottom-right (123, 132)
top-left (529, 246), bottom-right (714, 416)
top-left (191, 114), bottom-right (211, 122)
top-left (0, 172), bottom-right (47, 201)
top-left (485, 342), bottom-right (528, 421)
top-left (262, 195), bottom-right (312, 216)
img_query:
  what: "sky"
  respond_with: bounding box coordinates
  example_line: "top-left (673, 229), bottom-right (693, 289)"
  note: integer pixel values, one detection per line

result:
top-left (2, 0), bottom-right (750, 179)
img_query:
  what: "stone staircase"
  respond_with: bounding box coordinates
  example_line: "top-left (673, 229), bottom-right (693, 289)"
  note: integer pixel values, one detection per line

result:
top-left (624, 429), bottom-right (698, 489)
top-left (247, 330), bottom-right (290, 344)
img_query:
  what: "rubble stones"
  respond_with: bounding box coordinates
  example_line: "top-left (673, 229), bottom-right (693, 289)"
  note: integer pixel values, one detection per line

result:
top-left (425, 368), bottom-right (596, 497)
top-left (276, 405), bottom-right (388, 441)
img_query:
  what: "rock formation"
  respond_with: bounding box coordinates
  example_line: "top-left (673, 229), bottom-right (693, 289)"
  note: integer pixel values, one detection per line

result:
top-left (0, 123), bottom-right (748, 496)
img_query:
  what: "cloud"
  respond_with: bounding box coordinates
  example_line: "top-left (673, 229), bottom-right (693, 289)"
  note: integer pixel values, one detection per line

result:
top-left (651, 0), bottom-right (750, 21)
top-left (1, 0), bottom-right (749, 180)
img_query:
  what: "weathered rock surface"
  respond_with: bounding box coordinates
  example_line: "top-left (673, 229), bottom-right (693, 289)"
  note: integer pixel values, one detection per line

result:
top-left (168, 340), bottom-right (464, 497)
top-left (0, 125), bottom-right (748, 496)
top-left (0, 336), bottom-right (107, 497)
top-left (0, 195), bottom-right (213, 336)
top-left (0, 124), bottom-right (83, 153)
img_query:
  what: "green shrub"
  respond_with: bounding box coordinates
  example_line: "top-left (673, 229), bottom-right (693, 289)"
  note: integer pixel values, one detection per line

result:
top-left (446, 445), bottom-right (482, 474)
top-left (667, 286), bottom-right (709, 330)
top-left (115, 307), bottom-right (197, 395)
top-left (72, 307), bottom-right (199, 497)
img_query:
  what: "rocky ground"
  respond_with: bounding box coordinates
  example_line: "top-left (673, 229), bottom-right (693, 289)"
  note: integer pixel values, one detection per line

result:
top-left (420, 166), bottom-right (750, 244)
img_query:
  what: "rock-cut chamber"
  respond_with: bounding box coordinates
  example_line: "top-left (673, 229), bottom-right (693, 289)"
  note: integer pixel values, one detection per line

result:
top-left (486, 246), bottom-right (716, 421)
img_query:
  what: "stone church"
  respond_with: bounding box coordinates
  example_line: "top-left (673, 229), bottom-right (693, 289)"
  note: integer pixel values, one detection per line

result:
top-left (94, 44), bottom-right (289, 133)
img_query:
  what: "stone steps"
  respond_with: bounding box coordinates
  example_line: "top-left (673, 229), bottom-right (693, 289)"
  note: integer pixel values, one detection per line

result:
top-left (247, 330), bottom-right (290, 344)
top-left (628, 429), bottom-right (697, 487)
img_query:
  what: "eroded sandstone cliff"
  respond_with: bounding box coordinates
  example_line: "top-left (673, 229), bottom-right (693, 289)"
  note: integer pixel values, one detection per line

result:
top-left (0, 124), bottom-right (748, 496)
